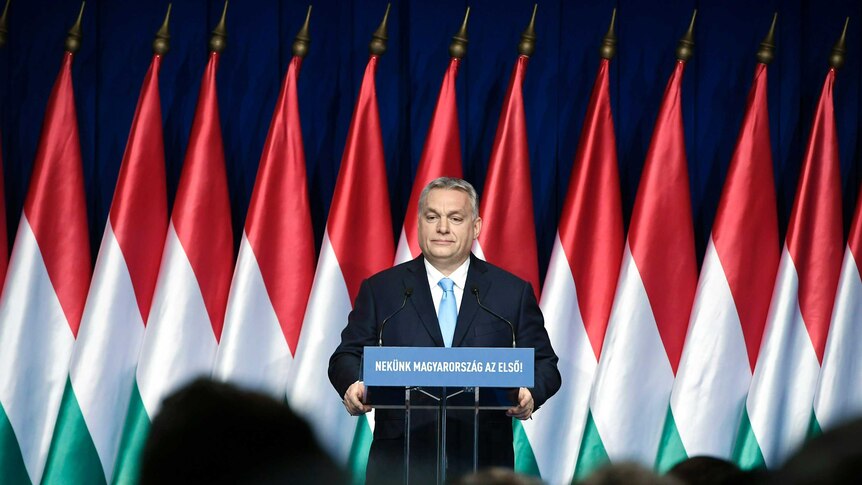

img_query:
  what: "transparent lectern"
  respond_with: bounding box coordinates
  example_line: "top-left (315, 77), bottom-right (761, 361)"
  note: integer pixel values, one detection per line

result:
top-left (363, 346), bottom-right (534, 485)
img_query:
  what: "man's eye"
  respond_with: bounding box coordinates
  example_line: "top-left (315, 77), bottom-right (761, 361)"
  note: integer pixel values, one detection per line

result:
top-left (426, 215), bottom-right (438, 222)
top-left (450, 217), bottom-right (463, 224)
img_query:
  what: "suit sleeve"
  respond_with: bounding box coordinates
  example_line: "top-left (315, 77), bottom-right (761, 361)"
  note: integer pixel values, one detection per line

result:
top-left (328, 279), bottom-right (379, 398)
top-left (516, 282), bottom-right (561, 410)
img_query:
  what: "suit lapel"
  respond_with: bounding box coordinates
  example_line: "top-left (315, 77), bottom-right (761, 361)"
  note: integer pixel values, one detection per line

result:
top-left (404, 256), bottom-right (444, 346)
top-left (453, 254), bottom-right (492, 347)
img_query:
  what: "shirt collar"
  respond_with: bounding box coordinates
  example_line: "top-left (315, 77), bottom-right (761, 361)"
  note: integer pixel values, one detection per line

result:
top-left (424, 256), bottom-right (470, 290)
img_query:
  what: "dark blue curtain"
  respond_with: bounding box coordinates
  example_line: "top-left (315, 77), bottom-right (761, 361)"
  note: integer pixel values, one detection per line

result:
top-left (0, 0), bottom-right (860, 287)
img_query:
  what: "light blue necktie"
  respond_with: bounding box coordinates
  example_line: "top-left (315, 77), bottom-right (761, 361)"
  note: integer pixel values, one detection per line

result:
top-left (437, 278), bottom-right (457, 347)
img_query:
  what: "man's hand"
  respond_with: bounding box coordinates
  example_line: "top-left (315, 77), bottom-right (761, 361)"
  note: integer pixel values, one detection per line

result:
top-left (343, 380), bottom-right (372, 416)
top-left (506, 387), bottom-right (534, 420)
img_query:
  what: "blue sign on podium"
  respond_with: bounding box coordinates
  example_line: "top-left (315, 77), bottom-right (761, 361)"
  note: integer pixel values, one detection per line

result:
top-left (363, 346), bottom-right (534, 387)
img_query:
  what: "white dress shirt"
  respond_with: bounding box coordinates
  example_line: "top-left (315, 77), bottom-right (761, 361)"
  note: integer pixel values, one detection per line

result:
top-left (424, 257), bottom-right (470, 315)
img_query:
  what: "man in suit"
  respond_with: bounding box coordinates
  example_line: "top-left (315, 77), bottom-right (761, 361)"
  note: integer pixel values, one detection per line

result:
top-left (329, 177), bottom-right (560, 484)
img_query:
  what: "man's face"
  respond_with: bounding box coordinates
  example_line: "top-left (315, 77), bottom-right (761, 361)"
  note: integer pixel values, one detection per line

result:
top-left (418, 188), bottom-right (482, 272)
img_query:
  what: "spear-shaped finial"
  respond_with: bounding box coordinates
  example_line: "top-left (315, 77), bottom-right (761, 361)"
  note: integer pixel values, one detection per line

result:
top-left (676, 9), bottom-right (696, 61)
top-left (209, 0), bottom-right (228, 53)
top-left (153, 4), bottom-right (171, 55)
top-left (65, 2), bottom-right (85, 53)
top-left (0, 0), bottom-right (11, 49)
top-left (599, 8), bottom-right (617, 60)
top-left (756, 12), bottom-right (777, 64)
top-left (449, 7), bottom-right (470, 59)
top-left (518, 4), bottom-right (537, 56)
top-left (369, 3), bottom-right (390, 56)
top-left (828, 17), bottom-right (850, 70)
top-left (292, 5), bottom-right (312, 58)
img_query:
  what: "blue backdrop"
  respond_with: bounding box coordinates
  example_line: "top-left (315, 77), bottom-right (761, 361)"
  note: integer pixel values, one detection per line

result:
top-left (0, 0), bottom-right (860, 287)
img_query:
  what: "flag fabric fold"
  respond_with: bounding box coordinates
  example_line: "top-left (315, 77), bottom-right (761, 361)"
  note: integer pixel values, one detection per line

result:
top-left (213, 55), bottom-right (315, 397)
top-left (657, 62), bottom-right (779, 471)
top-left (522, 58), bottom-right (623, 484)
top-left (113, 51), bottom-right (233, 483)
top-left (395, 57), bottom-right (463, 264)
top-left (813, 181), bottom-right (862, 431)
top-left (41, 53), bottom-right (168, 485)
top-left (0, 51), bottom-right (91, 484)
top-left (576, 60), bottom-right (697, 478)
top-left (285, 55), bottom-right (394, 480)
top-left (735, 68), bottom-right (843, 469)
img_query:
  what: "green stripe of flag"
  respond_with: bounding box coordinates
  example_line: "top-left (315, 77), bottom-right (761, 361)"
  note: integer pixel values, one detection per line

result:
top-left (573, 410), bottom-right (609, 481)
top-left (807, 410), bottom-right (822, 438)
top-left (732, 407), bottom-right (765, 469)
top-left (112, 382), bottom-right (150, 485)
top-left (43, 378), bottom-right (106, 484)
top-left (347, 415), bottom-right (373, 485)
top-left (513, 420), bottom-right (540, 477)
top-left (655, 406), bottom-right (687, 473)
top-left (0, 402), bottom-right (30, 485)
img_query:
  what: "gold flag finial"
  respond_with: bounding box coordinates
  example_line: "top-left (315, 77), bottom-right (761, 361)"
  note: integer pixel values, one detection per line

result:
top-left (209, 0), bottom-right (228, 53)
top-left (292, 5), bottom-right (312, 58)
top-left (65, 2), bottom-right (85, 53)
top-left (599, 8), bottom-right (617, 60)
top-left (518, 4), bottom-right (537, 56)
top-left (369, 3), bottom-right (390, 56)
top-left (828, 17), bottom-right (849, 70)
top-left (449, 6), bottom-right (470, 59)
top-left (676, 9), bottom-right (696, 61)
top-left (756, 13), bottom-right (778, 65)
top-left (153, 4), bottom-right (171, 55)
top-left (0, 0), bottom-right (11, 49)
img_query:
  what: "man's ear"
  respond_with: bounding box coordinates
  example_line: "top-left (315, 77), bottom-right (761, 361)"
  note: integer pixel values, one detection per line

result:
top-left (473, 216), bottom-right (482, 239)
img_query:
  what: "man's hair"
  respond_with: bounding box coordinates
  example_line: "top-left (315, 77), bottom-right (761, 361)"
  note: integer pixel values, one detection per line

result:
top-left (418, 177), bottom-right (480, 220)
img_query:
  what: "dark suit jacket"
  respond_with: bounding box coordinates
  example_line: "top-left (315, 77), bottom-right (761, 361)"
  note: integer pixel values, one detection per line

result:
top-left (329, 254), bottom-right (560, 483)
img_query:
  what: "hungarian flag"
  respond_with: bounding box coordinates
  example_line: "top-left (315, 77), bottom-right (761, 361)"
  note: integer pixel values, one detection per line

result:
top-left (112, 51), bottom-right (233, 482)
top-left (657, 62), bottom-right (778, 471)
top-left (472, 53), bottom-right (543, 473)
top-left (521, 57), bottom-right (623, 484)
top-left (576, 59), bottom-right (697, 477)
top-left (213, 52), bottom-right (315, 396)
top-left (0, 51), bottom-right (91, 484)
top-left (285, 53), bottom-right (393, 479)
top-left (40, 52), bottom-right (168, 484)
top-left (813, 180), bottom-right (862, 431)
top-left (735, 68), bottom-right (843, 468)
top-left (395, 56), bottom-right (462, 264)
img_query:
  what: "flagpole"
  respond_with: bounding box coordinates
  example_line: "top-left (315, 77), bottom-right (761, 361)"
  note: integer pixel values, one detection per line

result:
top-left (210, 0), bottom-right (228, 53)
top-left (65, 2), bottom-right (85, 54)
top-left (153, 4), bottom-right (171, 55)
top-left (600, 8), bottom-right (617, 60)
top-left (756, 13), bottom-right (778, 65)
top-left (518, 4), bottom-right (537, 57)
top-left (828, 17), bottom-right (849, 70)
top-left (292, 5), bottom-right (311, 58)
top-left (676, 9), bottom-right (696, 62)
top-left (449, 7), bottom-right (469, 59)
top-left (369, 3), bottom-right (390, 56)
top-left (0, 0), bottom-right (10, 48)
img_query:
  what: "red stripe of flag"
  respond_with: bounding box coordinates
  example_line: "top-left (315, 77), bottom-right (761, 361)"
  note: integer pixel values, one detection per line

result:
top-left (558, 58), bottom-right (624, 360)
top-left (785, 69), bottom-right (843, 364)
top-left (402, 58), bottom-right (463, 257)
top-left (22, 52), bottom-right (91, 337)
top-left (627, 61), bottom-right (697, 374)
top-left (244, 56), bottom-right (315, 354)
top-left (327, 55), bottom-right (394, 303)
top-left (478, 56), bottom-right (540, 295)
top-left (108, 54), bottom-right (169, 324)
top-left (171, 52), bottom-right (234, 341)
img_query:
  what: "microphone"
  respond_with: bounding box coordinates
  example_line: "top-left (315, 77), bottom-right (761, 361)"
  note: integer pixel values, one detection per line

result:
top-left (377, 288), bottom-right (413, 346)
top-left (471, 287), bottom-right (516, 348)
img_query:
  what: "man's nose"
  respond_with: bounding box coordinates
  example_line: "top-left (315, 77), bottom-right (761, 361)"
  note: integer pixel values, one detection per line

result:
top-left (437, 218), bottom-right (450, 233)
